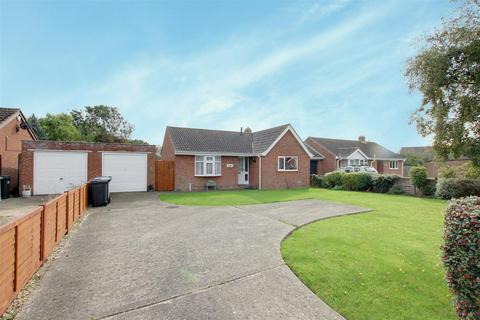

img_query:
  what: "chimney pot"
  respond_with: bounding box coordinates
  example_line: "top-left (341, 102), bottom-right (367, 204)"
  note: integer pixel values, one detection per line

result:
top-left (359, 135), bottom-right (366, 144)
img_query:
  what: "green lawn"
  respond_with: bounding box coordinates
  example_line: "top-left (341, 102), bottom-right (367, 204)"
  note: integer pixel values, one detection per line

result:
top-left (160, 188), bottom-right (456, 320)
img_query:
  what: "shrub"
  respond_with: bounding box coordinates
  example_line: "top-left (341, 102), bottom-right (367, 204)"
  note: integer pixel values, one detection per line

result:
top-left (439, 163), bottom-right (480, 180)
top-left (465, 165), bottom-right (480, 179)
top-left (388, 185), bottom-right (405, 195)
top-left (341, 173), bottom-right (372, 191)
top-left (409, 166), bottom-right (428, 191)
top-left (442, 196), bottom-right (480, 320)
top-left (372, 175), bottom-right (399, 193)
top-left (324, 172), bottom-right (343, 189)
top-left (438, 166), bottom-right (457, 179)
top-left (422, 183), bottom-right (437, 197)
top-left (435, 178), bottom-right (480, 199)
top-left (310, 175), bottom-right (323, 188)
top-left (332, 185), bottom-right (345, 191)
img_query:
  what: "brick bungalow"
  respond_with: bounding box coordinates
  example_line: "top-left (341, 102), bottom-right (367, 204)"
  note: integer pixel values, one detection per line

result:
top-left (305, 135), bottom-right (405, 175)
top-left (0, 108), bottom-right (37, 195)
top-left (161, 124), bottom-right (318, 191)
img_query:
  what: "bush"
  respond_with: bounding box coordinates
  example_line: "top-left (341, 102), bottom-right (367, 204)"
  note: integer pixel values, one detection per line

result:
top-left (409, 166), bottom-right (428, 191)
top-left (442, 196), bottom-right (480, 320)
top-left (435, 178), bottom-right (480, 199)
top-left (388, 185), bottom-right (405, 195)
top-left (438, 163), bottom-right (480, 180)
top-left (310, 175), bottom-right (323, 188)
top-left (372, 175), bottom-right (399, 193)
top-left (332, 185), bottom-right (345, 191)
top-left (324, 172), bottom-right (343, 189)
top-left (341, 173), bottom-right (372, 191)
top-left (422, 183), bottom-right (437, 197)
top-left (438, 166), bottom-right (457, 179)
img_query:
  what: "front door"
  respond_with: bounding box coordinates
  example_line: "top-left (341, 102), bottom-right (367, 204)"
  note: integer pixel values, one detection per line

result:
top-left (238, 157), bottom-right (249, 185)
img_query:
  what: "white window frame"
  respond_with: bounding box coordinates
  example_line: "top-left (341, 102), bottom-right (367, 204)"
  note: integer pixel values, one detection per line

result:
top-left (195, 155), bottom-right (221, 176)
top-left (278, 156), bottom-right (299, 172)
top-left (389, 160), bottom-right (399, 169)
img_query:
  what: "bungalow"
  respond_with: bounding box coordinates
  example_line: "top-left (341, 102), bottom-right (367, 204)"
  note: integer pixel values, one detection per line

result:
top-left (305, 135), bottom-right (405, 175)
top-left (161, 124), bottom-right (317, 191)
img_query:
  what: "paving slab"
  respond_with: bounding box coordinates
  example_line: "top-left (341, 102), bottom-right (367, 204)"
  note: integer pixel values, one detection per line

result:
top-left (15, 192), bottom-right (369, 320)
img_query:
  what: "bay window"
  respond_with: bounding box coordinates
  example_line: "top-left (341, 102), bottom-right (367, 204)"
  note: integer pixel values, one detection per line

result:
top-left (195, 155), bottom-right (221, 176)
top-left (278, 156), bottom-right (298, 171)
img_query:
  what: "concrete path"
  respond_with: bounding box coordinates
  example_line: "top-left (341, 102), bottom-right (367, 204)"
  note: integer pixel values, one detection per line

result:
top-left (15, 192), bottom-right (369, 320)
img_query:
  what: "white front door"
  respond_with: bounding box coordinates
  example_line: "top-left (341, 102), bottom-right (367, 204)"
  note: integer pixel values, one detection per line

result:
top-left (237, 157), bottom-right (249, 185)
top-left (102, 152), bottom-right (148, 192)
top-left (34, 151), bottom-right (88, 195)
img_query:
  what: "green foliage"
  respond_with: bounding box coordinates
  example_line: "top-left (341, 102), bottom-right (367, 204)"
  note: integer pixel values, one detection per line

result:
top-left (403, 152), bottom-right (424, 166)
top-left (341, 173), bottom-right (373, 191)
top-left (38, 113), bottom-right (82, 141)
top-left (435, 178), bottom-right (480, 199)
top-left (27, 114), bottom-right (47, 139)
top-left (442, 196), bottom-right (480, 320)
top-left (388, 185), bottom-right (405, 195)
top-left (310, 175), bottom-right (323, 188)
top-left (439, 162), bottom-right (480, 179)
top-left (372, 175), bottom-right (399, 193)
top-left (405, 1), bottom-right (480, 167)
top-left (409, 166), bottom-right (428, 190)
top-left (422, 183), bottom-right (437, 197)
top-left (324, 172), bottom-right (343, 188)
top-left (438, 166), bottom-right (458, 179)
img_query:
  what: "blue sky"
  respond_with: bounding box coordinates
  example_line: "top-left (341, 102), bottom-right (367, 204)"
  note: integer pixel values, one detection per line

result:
top-left (0, 0), bottom-right (460, 151)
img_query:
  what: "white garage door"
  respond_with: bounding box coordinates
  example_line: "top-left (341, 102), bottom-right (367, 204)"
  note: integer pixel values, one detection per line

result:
top-left (102, 153), bottom-right (148, 192)
top-left (34, 151), bottom-right (88, 195)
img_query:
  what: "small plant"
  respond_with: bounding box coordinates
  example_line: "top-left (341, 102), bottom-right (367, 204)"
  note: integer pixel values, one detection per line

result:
top-left (388, 185), bottom-right (405, 195)
top-left (409, 166), bottom-right (428, 194)
top-left (435, 178), bottom-right (480, 199)
top-left (442, 196), bottom-right (480, 320)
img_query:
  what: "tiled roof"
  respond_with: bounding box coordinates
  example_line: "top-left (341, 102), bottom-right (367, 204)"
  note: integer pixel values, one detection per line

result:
top-left (400, 146), bottom-right (469, 161)
top-left (166, 124), bottom-right (297, 155)
top-left (304, 143), bottom-right (324, 159)
top-left (308, 137), bottom-right (403, 159)
top-left (0, 108), bottom-right (19, 124)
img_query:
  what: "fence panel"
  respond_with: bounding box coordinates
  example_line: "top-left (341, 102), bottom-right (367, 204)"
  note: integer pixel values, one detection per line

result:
top-left (155, 160), bottom-right (174, 191)
top-left (0, 226), bottom-right (15, 314)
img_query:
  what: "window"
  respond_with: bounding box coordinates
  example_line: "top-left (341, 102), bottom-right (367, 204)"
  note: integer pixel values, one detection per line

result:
top-left (195, 156), bottom-right (221, 176)
top-left (389, 160), bottom-right (398, 169)
top-left (278, 156), bottom-right (298, 171)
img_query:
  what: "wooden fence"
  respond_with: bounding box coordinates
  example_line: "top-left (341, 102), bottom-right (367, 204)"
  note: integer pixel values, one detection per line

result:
top-left (155, 160), bottom-right (174, 191)
top-left (0, 184), bottom-right (88, 315)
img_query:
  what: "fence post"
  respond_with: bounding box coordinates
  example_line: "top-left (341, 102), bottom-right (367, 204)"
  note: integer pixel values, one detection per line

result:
top-left (13, 225), bottom-right (19, 292)
top-left (40, 205), bottom-right (46, 263)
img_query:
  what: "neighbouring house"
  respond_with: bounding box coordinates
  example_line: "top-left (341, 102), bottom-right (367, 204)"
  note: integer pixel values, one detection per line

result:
top-left (161, 124), bottom-right (317, 191)
top-left (400, 146), bottom-right (470, 178)
top-left (0, 108), bottom-right (37, 195)
top-left (305, 135), bottom-right (405, 175)
top-left (19, 140), bottom-right (156, 195)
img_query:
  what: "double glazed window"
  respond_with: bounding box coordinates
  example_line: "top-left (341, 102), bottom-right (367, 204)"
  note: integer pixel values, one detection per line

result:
top-left (389, 160), bottom-right (399, 169)
top-left (195, 156), bottom-right (221, 176)
top-left (278, 156), bottom-right (298, 171)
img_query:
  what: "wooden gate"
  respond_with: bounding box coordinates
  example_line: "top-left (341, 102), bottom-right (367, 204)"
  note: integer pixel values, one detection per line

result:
top-left (156, 160), bottom-right (174, 191)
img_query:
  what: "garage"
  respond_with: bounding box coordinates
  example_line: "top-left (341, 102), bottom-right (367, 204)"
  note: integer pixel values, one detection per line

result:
top-left (33, 151), bottom-right (88, 195)
top-left (102, 152), bottom-right (148, 192)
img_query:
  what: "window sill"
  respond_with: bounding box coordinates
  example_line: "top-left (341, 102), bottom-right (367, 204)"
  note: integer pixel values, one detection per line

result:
top-left (277, 170), bottom-right (299, 172)
top-left (195, 174), bottom-right (221, 177)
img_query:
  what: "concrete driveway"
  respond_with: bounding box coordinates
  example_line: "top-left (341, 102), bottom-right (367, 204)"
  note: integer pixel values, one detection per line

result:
top-left (16, 192), bottom-right (369, 320)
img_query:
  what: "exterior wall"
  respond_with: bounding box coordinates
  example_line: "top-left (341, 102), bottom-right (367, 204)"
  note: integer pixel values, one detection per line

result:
top-left (305, 138), bottom-right (337, 175)
top-left (424, 160), bottom-right (470, 178)
top-left (261, 131), bottom-right (310, 189)
top-left (160, 130), bottom-right (176, 161)
top-left (0, 115), bottom-right (35, 194)
top-left (19, 140), bottom-right (156, 194)
top-left (379, 160), bottom-right (404, 175)
top-left (249, 156), bottom-right (259, 189)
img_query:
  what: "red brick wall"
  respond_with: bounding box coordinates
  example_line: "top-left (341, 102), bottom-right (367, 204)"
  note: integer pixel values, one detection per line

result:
top-left (249, 157), bottom-right (259, 189)
top-left (0, 115), bottom-right (35, 194)
top-left (379, 160), bottom-right (404, 175)
top-left (19, 140), bottom-right (156, 194)
top-left (305, 138), bottom-right (337, 175)
top-left (160, 130), bottom-right (175, 161)
top-left (261, 131), bottom-right (310, 189)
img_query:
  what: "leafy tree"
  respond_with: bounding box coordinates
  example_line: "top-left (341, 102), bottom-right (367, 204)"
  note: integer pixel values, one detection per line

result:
top-left (71, 105), bottom-right (134, 143)
top-left (409, 166), bottom-right (429, 194)
top-left (402, 152), bottom-right (425, 166)
top-left (27, 114), bottom-right (47, 139)
top-left (38, 113), bottom-right (82, 141)
top-left (405, 1), bottom-right (480, 167)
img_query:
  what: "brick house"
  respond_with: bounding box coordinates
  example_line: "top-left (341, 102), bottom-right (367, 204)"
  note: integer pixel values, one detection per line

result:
top-left (161, 124), bottom-right (317, 191)
top-left (305, 135), bottom-right (405, 175)
top-left (400, 146), bottom-right (470, 178)
top-left (0, 108), bottom-right (37, 195)
top-left (19, 140), bottom-right (156, 195)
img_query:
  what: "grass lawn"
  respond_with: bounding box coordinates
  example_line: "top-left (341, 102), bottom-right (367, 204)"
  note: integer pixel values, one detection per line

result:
top-left (161, 188), bottom-right (456, 320)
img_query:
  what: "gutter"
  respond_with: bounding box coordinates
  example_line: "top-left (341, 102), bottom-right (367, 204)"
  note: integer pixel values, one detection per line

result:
top-left (258, 155), bottom-right (262, 190)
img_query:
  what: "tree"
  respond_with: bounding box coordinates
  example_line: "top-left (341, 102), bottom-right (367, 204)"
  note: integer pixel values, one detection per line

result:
top-left (27, 114), bottom-right (47, 140)
top-left (71, 105), bottom-right (134, 143)
top-left (402, 152), bottom-right (425, 166)
top-left (405, 1), bottom-right (480, 167)
top-left (409, 166), bottom-right (429, 194)
top-left (38, 113), bottom-right (82, 141)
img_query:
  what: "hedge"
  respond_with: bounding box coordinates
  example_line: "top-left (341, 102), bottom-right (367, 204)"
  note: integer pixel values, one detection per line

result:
top-left (324, 172), bottom-right (343, 188)
top-left (341, 173), bottom-right (372, 191)
top-left (310, 174), bottom-right (323, 188)
top-left (371, 175), bottom-right (399, 193)
top-left (442, 197), bottom-right (480, 320)
top-left (435, 178), bottom-right (480, 199)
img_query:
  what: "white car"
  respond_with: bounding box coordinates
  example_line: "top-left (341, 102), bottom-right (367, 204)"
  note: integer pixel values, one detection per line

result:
top-left (333, 166), bottom-right (378, 174)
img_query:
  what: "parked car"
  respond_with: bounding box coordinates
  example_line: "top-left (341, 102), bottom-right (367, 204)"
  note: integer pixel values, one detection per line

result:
top-left (326, 166), bottom-right (378, 175)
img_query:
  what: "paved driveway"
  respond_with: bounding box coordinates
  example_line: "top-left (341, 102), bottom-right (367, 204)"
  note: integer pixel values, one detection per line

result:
top-left (16, 192), bottom-right (369, 320)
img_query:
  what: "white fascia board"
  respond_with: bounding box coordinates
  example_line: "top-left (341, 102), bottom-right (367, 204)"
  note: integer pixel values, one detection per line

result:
top-left (261, 126), bottom-right (314, 157)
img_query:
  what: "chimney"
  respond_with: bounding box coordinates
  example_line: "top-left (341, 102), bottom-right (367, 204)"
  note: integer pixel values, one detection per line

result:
top-left (358, 135), bottom-right (366, 144)
top-left (244, 127), bottom-right (252, 134)
top-left (240, 127), bottom-right (243, 135)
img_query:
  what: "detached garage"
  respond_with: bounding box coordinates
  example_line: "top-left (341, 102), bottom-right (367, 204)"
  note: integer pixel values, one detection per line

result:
top-left (19, 141), bottom-right (156, 195)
